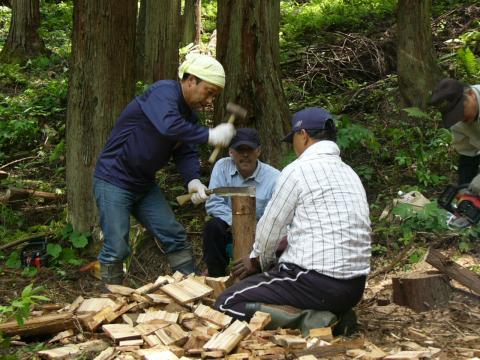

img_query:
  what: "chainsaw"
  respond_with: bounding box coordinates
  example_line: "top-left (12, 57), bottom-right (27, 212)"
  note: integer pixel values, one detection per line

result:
top-left (438, 184), bottom-right (480, 226)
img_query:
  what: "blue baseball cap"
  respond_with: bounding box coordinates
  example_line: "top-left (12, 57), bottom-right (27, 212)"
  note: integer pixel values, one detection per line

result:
top-left (282, 107), bottom-right (333, 143)
top-left (229, 128), bottom-right (261, 149)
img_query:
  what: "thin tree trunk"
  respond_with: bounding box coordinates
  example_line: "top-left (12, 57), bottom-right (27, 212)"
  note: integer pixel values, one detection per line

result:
top-left (397, 0), bottom-right (441, 109)
top-left (143, 0), bottom-right (180, 83)
top-left (216, 0), bottom-right (289, 166)
top-left (182, 0), bottom-right (201, 46)
top-left (0, 0), bottom-right (47, 63)
top-left (66, 0), bottom-right (137, 234)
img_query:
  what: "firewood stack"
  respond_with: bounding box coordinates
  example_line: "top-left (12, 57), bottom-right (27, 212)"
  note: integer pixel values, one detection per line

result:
top-left (0, 272), bottom-right (425, 360)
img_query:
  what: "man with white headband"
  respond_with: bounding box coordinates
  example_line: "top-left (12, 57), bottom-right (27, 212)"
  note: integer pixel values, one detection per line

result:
top-left (93, 53), bottom-right (235, 287)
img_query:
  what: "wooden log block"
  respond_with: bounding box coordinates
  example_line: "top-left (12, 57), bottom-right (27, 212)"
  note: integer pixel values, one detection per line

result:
top-left (248, 311), bottom-right (271, 333)
top-left (155, 323), bottom-right (189, 346)
top-left (194, 303), bottom-right (232, 328)
top-left (292, 338), bottom-right (364, 358)
top-left (205, 276), bottom-right (233, 299)
top-left (271, 334), bottom-right (307, 349)
top-left (0, 312), bottom-right (76, 337)
top-left (232, 195), bottom-right (256, 261)
top-left (102, 324), bottom-right (141, 343)
top-left (136, 310), bottom-right (178, 324)
top-left (161, 278), bottom-right (213, 304)
top-left (37, 339), bottom-right (108, 359)
top-left (76, 298), bottom-right (116, 315)
top-left (426, 247), bottom-right (480, 295)
top-left (203, 320), bottom-right (251, 355)
top-left (392, 271), bottom-right (451, 312)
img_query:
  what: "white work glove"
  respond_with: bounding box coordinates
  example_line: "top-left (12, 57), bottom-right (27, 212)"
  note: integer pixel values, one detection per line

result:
top-left (187, 179), bottom-right (208, 205)
top-left (468, 174), bottom-right (480, 196)
top-left (208, 123), bottom-right (236, 147)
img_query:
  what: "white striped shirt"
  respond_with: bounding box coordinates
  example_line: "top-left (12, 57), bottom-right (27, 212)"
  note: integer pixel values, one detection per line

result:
top-left (251, 140), bottom-right (371, 279)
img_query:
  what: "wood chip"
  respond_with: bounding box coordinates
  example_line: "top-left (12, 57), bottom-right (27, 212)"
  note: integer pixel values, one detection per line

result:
top-left (194, 303), bottom-right (232, 328)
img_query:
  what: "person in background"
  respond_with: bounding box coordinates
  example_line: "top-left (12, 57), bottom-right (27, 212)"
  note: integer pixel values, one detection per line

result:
top-left (93, 53), bottom-right (236, 286)
top-left (215, 108), bottom-right (371, 332)
top-left (203, 128), bottom-right (280, 277)
top-left (430, 78), bottom-right (480, 191)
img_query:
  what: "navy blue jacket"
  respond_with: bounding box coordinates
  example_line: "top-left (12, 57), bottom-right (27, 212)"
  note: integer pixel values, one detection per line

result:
top-left (94, 80), bottom-right (209, 192)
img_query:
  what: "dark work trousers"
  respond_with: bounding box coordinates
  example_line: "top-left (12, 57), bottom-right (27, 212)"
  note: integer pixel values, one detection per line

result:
top-left (202, 217), bottom-right (232, 277)
top-left (215, 262), bottom-right (366, 321)
top-left (458, 154), bottom-right (480, 185)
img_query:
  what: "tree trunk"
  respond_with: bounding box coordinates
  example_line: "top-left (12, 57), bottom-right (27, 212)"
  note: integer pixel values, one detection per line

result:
top-left (181, 0), bottom-right (201, 47)
top-left (142, 0), bottom-right (180, 83)
top-left (216, 0), bottom-right (290, 167)
top-left (397, 0), bottom-right (441, 109)
top-left (135, 0), bottom-right (146, 82)
top-left (0, 0), bottom-right (47, 63)
top-left (66, 0), bottom-right (137, 234)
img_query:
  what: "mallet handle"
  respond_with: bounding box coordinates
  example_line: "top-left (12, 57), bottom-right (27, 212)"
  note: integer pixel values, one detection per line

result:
top-left (208, 115), bottom-right (235, 164)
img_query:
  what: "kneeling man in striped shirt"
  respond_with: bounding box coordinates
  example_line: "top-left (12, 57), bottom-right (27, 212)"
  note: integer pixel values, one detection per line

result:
top-left (215, 107), bottom-right (371, 331)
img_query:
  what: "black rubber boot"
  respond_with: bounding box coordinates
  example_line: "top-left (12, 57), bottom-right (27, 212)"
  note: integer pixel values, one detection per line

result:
top-left (167, 247), bottom-right (195, 275)
top-left (100, 262), bottom-right (124, 292)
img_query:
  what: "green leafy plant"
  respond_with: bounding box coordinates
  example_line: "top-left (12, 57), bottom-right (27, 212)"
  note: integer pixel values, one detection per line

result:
top-left (456, 47), bottom-right (480, 82)
top-left (0, 284), bottom-right (49, 326)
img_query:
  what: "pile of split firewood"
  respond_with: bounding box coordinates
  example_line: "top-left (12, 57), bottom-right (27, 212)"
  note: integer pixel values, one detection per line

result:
top-left (0, 272), bottom-right (445, 360)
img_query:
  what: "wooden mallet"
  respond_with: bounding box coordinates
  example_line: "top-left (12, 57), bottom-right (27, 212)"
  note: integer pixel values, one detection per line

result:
top-left (208, 102), bottom-right (247, 164)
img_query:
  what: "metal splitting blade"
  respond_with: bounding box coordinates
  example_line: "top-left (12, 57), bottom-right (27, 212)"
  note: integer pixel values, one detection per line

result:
top-left (209, 186), bottom-right (255, 197)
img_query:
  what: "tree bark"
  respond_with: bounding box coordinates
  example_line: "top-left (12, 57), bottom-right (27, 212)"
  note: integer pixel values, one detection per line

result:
top-left (135, 0), bottom-right (146, 82)
top-left (181, 0), bottom-right (201, 47)
top-left (142, 0), bottom-right (180, 83)
top-left (397, 0), bottom-right (441, 109)
top-left (216, 0), bottom-right (290, 167)
top-left (66, 0), bottom-right (137, 234)
top-left (0, 0), bottom-right (47, 63)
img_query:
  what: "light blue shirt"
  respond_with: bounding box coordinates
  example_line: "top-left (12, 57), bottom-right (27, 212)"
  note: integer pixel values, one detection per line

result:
top-left (205, 157), bottom-right (280, 226)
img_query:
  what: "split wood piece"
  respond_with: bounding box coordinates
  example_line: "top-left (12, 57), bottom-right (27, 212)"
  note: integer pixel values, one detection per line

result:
top-left (161, 278), bottom-right (213, 304)
top-left (82, 302), bottom-right (125, 331)
top-left (154, 275), bottom-right (176, 286)
top-left (136, 310), bottom-right (179, 324)
top-left (146, 293), bottom-right (172, 304)
top-left (172, 271), bottom-right (185, 282)
top-left (309, 327), bottom-right (333, 341)
top-left (0, 312), bottom-right (77, 337)
top-left (119, 338), bottom-right (144, 347)
top-left (271, 334), bottom-right (307, 349)
top-left (0, 187), bottom-right (64, 204)
top-left (102, 323), bottom-right (141, 343)
top-left (143, 333), bottom-right (163, 347)
top-left (194, 303), bottom-right (232, 328)
top-left (115, 345), bottom-right (140, 352)
top-left (0, 231), bottom-right (53, 251)
top-left (59, 296), bottom-right (84, 313)
top-left (37, 339), bottom-right (108, 360)
top-left (155, 323), bottom-right (189, 346)
top-left (297, 356), bottom-right (318, 360)
top-left (203, 319), bottom-right (251, 355)
top-left (253, 346), bottom-right (287, 358)
top-left (137, 349), bottom-right (180, 360)
top-left (384, 349), bottom-right (439, 359)
top-left (202, 350), bottom-right (225, 358)
top-left (392, 271), bottom-right (451, 312)
top-left (130, 292), bottom-right (154, 306)
top-left (191, 274), bottom-right (206, 283)
top-left (105, 302), bottom-right (138, 323)
top-left (248, 311), bottom-right (271, 333)
top-left (135, 321), bottom-right (169, 336)
top-left (426, 247), bottom-right (480, 295)
top-left (292, 337), bottom-right (364, 358)
top-left (105, 284), bottom-right (136, 296)
top-left (93, 347), bottom-right (116, 360)
top-left (205, 276), bottom-right (233, 299)
top-left (76, 297), bottom-right (116, 315)
top-left (225, 353), bottom-right (251, 360)
top-left (346, 342), bottom-right (386, 359)
top-left (135, 282), bottom-right (162, 295)
top-left (47, 329), bottom-right (75, 344)
top-left (183, 333), bottom-right (209, 351)
top-left (231, 195), bottom-right (256, 262)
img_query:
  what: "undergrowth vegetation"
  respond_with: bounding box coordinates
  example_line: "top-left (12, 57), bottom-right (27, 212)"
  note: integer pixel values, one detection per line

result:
top-left (0, 0), bottom-right (479, 299)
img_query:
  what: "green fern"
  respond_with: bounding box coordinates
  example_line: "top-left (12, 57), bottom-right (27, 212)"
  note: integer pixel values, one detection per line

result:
top-left (457, 47), bottom-right (480, 82)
